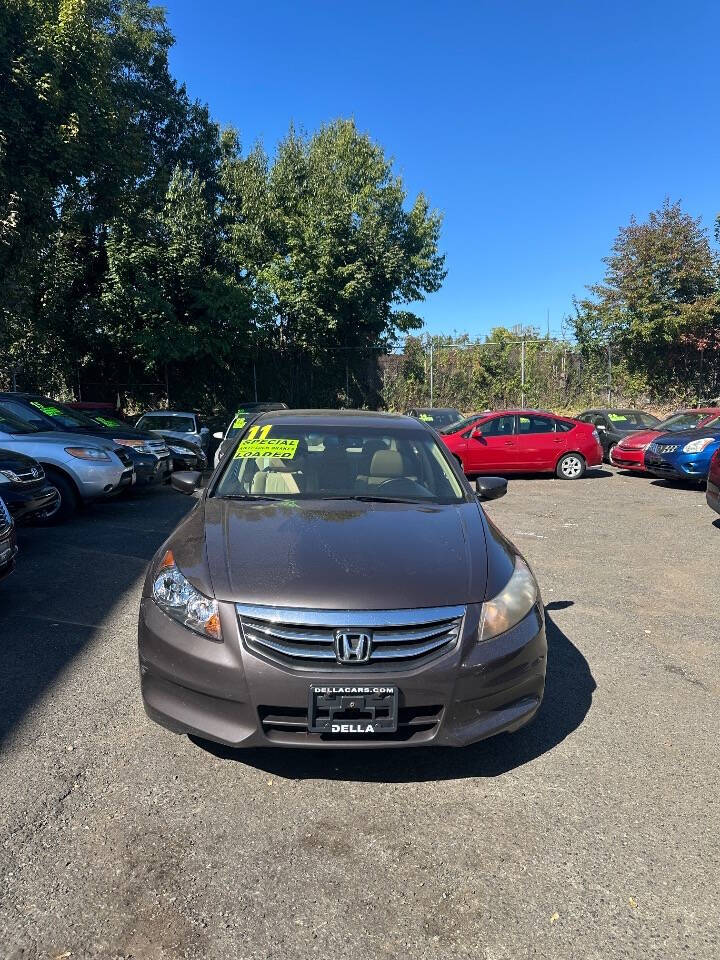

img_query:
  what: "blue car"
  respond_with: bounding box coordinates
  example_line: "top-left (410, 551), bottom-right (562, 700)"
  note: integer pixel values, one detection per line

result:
top-left (644, 418), bottom-right (720, 483)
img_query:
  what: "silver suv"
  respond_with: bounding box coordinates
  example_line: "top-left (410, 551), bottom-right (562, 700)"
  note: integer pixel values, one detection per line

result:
top-left (0, 408), bottom-right (134, 521)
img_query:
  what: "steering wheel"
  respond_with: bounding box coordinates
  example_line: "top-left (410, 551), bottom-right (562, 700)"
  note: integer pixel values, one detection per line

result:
top-left (378, 477), bottom-right (432, 497)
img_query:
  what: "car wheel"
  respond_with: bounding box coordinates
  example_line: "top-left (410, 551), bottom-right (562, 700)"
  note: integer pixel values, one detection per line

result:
top-left (556, 453), bottom-right (586, 480)
top-left (37, 470), bottom-right (78, 523)
top-left (453, 454), bottom-right (466, 475)
top-left (608, 444), bottom-right (618, 464)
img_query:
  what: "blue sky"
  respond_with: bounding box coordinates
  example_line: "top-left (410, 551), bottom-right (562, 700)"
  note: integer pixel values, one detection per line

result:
top-left (165, 0), bottom-right (720, 339)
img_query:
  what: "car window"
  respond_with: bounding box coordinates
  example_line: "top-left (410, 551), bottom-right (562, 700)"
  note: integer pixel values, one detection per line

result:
top-left (214, 424), bottom-right (465, 503)
top-left (478, 415), bottom-right (516, 437)
top-left (0, 407), bottom-right (41, 435)
top-left (518, 415), bottom-right (555, 434)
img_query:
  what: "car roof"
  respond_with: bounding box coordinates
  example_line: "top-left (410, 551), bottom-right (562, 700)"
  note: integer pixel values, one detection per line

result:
top-left (140, 410), bottom-right (197, 417)
top-left (254, 409), bottom-right (422, 430)
top-left (410, 407), bottom-right (460, 413)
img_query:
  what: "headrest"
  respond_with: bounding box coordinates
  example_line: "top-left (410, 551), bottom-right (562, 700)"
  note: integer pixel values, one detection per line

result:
top-left (369, 450), bottom-right (404, 478)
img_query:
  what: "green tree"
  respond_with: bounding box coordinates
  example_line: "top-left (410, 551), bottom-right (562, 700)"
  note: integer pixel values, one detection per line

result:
top-left (222, 119), bottom-right (446, 405)
top-left (571, 200), bottom-right (720, 399)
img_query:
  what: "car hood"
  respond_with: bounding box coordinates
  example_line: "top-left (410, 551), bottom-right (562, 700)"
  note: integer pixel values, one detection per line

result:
top-left (653, 428), bottom-right (720, 446)
top-left (0, 430), bottom-right (120, 449)
top-left (0, 447), bottom-right (40, 472)
top-left (173, 497), bottom-right (490, 609)
top-left (617, 428), bottom-right (663, 447)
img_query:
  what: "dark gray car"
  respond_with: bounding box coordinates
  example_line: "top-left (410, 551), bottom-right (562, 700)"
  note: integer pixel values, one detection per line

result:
top-left (138, 410), bottom-right (546, 748)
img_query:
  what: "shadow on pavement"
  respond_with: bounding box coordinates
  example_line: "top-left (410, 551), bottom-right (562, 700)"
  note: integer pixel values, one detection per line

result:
top-left (195, 601), bottom-right (595, 783)
top-left (0, 487), bottom-right (193, 746)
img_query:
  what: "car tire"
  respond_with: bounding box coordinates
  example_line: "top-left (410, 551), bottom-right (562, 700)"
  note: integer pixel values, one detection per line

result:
top-left (453, 454), bottom-right (466, 475)
top-left (608, 444), bottom-right (618, 464)
top-left (556, 452), bottom-right (586, 480)
top-left (37, 470), bottom-right (78, 523)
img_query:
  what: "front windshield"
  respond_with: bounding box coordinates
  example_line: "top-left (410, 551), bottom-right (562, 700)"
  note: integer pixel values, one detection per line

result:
top-left (214, 424), bottom-right (466, 503)
top-left (0, 408), bottom-right (40, 435)
top-left (27, 399), bottom-right (99, 430)
top-left (659, 411), bottom-right (713, 431)
top-left (608, 411), bottom-right (660, 430)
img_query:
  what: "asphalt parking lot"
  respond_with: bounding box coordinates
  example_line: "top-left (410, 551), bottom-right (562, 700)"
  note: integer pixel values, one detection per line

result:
top-left (1, 470), bottom-right (719, 960)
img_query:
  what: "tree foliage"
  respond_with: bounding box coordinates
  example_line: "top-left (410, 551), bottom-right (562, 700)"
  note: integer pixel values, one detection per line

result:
top-left (0, 4), bottom-right (445, 410)
top-left (571, 200), bottom-right (720, 400)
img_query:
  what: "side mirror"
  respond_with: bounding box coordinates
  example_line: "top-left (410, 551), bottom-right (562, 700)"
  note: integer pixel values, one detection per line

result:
top-left (171, 470), bottom-right (202, 496)
top-left (200, 426), bottom-right (209, 435)
top-left (213, 431), bottom-right (224, 440)
top-left (475, 477), bottom-right (507, 501)
top-left (596, 424), bottom-right (606, 432)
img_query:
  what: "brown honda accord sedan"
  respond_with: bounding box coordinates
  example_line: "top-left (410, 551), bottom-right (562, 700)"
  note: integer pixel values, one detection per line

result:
top-left (138, 410), bottom-right (546, 748)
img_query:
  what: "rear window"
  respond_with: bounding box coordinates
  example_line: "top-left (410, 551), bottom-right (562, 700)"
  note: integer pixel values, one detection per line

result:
top-left (138, 415), bottom-right (196, 433)
top-left (214, 424), bottom-right (465, 503)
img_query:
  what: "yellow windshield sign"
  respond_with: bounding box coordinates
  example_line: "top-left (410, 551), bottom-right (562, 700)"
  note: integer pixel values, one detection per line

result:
top-left (418, 414), bottom-right (434, 422)
top-left (234, 425), bottom-right (298, 460)
top-left (232, 416), bottom-right (247, 429)
top-left (608, 414), bottom-right (628, 422)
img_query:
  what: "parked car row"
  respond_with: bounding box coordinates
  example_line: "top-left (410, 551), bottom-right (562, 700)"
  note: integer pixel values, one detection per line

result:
top-left (0, 393), bottom-right (224, 582)
top-left (405, 403), bottom-right (720, 519)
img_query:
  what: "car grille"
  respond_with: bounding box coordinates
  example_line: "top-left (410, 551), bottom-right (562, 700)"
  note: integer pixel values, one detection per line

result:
top-left (258, 704), bottom-right (444, 743)
top-left (236, 604), bottom-right (466, 671)
top-left (146, 439), bottom-right (170, 456)
top-left (2, 465), bottom-right (45, 486)
top-left (0, 496), bottom-right (12, 535)
top-left (648, 442), bottom-right (679, 454)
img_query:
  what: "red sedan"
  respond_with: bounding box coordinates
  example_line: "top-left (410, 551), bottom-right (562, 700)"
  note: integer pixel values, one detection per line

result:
top-left (707, 447), bottom-right (720, 516)
top-left (441, 410), bottom-right (603, 479)
top-left (610, 408), bottom-right (720, 472)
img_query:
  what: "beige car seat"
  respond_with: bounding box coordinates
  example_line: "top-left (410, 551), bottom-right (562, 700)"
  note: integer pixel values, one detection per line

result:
top-left (356, 449), bottom-right (411, 491)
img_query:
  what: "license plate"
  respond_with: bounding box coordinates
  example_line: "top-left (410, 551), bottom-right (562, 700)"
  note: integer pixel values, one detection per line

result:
top-left (308, 684), bottom-right (398, 734)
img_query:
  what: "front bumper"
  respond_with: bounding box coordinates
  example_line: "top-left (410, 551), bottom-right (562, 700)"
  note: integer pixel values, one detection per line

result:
top-left (610, 447), bottom-right (646, 471)
top-left (130, 453), bottom-right (172, 486)
top-left (3, 483), bottom-right (60, 522)
top-left (644, 451), bottom-right (708, 482)
top-left (138, 599), bottom-right (547, 749)
top-left (707, 478), bottom-right (720, 515)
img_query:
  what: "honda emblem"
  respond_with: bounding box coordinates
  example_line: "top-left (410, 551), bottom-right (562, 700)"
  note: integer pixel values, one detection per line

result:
top-left (334, 631), bottom-right (372, 664)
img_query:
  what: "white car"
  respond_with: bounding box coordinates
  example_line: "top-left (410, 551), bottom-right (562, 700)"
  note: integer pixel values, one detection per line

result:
top-left (135, 411), bottom-right (210, 453)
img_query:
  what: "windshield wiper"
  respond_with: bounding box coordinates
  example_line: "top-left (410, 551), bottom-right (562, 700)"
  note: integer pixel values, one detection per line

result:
top-left (218, 494), bottom-right (284, 502)
top-left (322, 495), bottom-right (429, 504)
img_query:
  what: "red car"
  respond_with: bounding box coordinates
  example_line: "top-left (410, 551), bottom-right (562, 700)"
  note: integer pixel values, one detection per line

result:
top-left (610, 408), bottom-right (720, 472)
top-left (440, 410), bottom-right (603, 479)
top-left (707, 447), bottom-right (720, 516)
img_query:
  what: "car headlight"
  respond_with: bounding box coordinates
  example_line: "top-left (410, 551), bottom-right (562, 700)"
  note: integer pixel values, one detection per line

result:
top-left (479, 556), bottom-right (539, 642)
top-left (682, 437), bottom-right (716, 453)
top-left (64, 447), bottom-right (111, 461)
top-left (169, 445), bottom-right (192, 456)
top-left (152, 550), bottom-right (222, 641)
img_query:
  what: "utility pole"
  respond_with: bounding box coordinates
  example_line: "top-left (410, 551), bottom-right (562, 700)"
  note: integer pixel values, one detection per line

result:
top-left (253, 360), bottom-right (258, 402)
top-left (429, 341), bottom-right (434, 408)
top-left (521, 337), bottom-right (526, 409)
top-left (607, 345), bottom-right (612, 405)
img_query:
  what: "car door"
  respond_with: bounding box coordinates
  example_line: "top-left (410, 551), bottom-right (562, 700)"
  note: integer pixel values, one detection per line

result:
top-left (515, 414), bottom-right (566, 470)
top-left (464, 414), bottom-right (518, 473)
